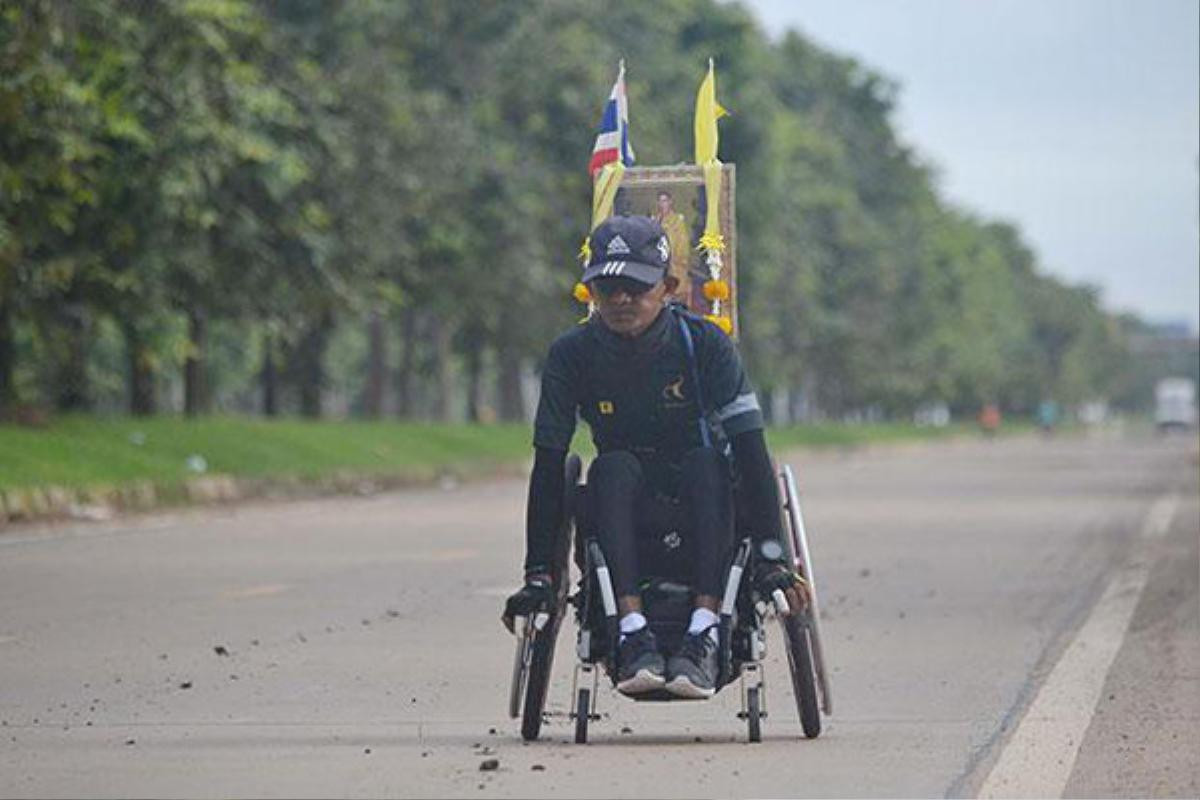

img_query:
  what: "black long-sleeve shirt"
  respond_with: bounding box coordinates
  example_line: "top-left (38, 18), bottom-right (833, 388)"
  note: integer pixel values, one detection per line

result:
top-left (523, 308), bottom-right (783, 576)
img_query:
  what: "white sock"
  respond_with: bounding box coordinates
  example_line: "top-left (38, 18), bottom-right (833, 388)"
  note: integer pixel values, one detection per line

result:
top-left (688, 607), bottom-right (719, 642)
top-left (619, 612), bottom-right (647, 642)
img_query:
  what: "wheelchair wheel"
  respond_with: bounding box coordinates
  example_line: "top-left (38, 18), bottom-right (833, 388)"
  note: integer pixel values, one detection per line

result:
top-left (779, 464), bottom-right (832, 718)
top-left (746, 685), bottom-right (762, 743)
top-left (517, 453), bottom-right (582, 741)
top-left (782, 615), bottom-right (821, 739)
top-left (574, 687), bottom-right (590, 744)
top-left (520, 611), bottom-right (564, 741)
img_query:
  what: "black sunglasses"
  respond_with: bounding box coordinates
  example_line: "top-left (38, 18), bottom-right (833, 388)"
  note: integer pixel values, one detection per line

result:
top-left (590, 277), bottom-right (654, 299)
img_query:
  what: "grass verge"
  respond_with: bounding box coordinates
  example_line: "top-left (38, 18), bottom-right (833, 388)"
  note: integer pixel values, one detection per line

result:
top-left (0, 416), bottom-right (539, 491)
top-left (0, 416), bottom-right (1006, 520)
top-left (766, 420), bottom-right (988, 450)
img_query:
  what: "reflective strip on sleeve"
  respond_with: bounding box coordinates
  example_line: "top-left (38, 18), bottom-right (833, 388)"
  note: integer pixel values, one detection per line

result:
top-left (715, 392), bottom-right (760, 422)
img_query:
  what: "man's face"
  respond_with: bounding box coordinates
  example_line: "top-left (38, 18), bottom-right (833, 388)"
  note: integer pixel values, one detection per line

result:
top-left (590, 276), bottom-right (672, 338)
top-left (656, 193), bottom-right (673, 216)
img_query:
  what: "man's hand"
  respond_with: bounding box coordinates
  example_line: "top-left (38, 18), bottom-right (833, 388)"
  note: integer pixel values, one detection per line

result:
top-left (501, 575), bottom-right (554, 634)
top-left (753, 563), bottom-right (810, 617)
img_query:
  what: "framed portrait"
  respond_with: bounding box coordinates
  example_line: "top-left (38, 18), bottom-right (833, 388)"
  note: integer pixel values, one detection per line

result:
top-left (616, 164), bottom-right (738, 337)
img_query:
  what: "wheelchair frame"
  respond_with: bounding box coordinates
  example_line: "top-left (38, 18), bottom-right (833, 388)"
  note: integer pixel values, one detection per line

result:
top-left (508, 454), bottom-right (830, 743)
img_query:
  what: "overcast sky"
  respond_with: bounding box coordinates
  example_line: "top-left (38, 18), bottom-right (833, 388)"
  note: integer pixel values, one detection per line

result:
top-left (739, 0), bottom-right (1199, 331)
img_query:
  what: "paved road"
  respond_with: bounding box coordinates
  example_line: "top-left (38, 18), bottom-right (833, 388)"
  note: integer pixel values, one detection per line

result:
top-left (1, 431), bottom-right (1196, 798)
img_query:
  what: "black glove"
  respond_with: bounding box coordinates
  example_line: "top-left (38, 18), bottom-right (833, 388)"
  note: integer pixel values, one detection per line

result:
top-left (754, 562), bottom-right (802, 592)
top-left (501, 575), bottom-right (554, 633)
top-left (753, 561), bottom-right (809, 615)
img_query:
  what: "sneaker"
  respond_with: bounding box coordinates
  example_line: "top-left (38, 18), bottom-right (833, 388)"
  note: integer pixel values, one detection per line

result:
top-left (616, 627), bottom-right (666, 695)
top-left (666, 626), bottom-right (719, 698)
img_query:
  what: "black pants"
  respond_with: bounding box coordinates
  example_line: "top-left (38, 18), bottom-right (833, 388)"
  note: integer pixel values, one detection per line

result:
top-left (585, 448), bottom-right (734, 599)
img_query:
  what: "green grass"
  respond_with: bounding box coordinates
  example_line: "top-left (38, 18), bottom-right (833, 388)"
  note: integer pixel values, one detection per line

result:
top-left (0, 416), bottom-right (1001, 494)
top-left (766, 421), bottom-right (979, 450)
top-left (0, 416), bottom-right (540, 492)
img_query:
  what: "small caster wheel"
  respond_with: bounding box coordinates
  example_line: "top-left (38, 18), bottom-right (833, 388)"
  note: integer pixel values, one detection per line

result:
top-left (574, 687), bottom-right (590, 744)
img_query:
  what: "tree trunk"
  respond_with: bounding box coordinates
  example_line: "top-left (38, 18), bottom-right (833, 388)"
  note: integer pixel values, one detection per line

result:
top-left (465, 341), bottom-right (482, 423)
top-left (395, 309), bottom-right (417, 418)
top-left (296, 310), bottom-right (333, 419)
top-left (363, 308), bottom-right (387, 418)
top-left (760, 387), bottom-right (774, 426)
top-left (54, 302), bottom-right (90, 412)
top-left (184, 308), bottom-right (209, 416)
top-left (124, 324), bottom-right (156, 416)
top-left (496, 347), bottom-right (524, 422)
top-left (261, 331), bottom-right (279, 417)
top-left (0, 293), bottom-right (14, 414)
top-left (431, 315), bottom-right (455, 422)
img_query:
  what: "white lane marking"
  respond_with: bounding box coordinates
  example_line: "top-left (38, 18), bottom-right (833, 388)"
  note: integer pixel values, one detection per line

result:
top-left (1140, 493), bottom-right (1179, 541)
top-left (979, 492), bottom-right (1179, 799)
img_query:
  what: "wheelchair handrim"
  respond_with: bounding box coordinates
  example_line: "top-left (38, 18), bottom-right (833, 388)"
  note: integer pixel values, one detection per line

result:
top-left (780, 464), bottom-right (832, 716)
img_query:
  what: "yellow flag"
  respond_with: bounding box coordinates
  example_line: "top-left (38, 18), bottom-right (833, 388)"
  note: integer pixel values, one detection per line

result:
top-left (701, 160), bottom-right (723, 249)
top-left (694, 58), bottom-right (728, 252)
top-left (693, 58), bottom-right (728, 166)
top-left (591, 161), bottom-right (625, 230)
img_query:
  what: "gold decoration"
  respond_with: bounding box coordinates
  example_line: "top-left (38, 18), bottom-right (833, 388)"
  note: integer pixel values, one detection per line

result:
top-left (702, 279), bottom-right (730, 301)
top-left (705, 314), bottom-right (733, 335)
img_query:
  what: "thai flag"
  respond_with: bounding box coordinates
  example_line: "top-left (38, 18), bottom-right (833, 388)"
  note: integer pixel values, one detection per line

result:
top-left (588, 61), bottom-right (635, 178)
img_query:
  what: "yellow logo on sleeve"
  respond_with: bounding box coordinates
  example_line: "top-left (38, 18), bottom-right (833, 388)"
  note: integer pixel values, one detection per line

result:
top-left (598, 401), bottom-right (614, 415)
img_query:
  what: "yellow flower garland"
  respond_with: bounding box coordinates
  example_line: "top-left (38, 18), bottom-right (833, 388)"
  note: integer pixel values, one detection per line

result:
top-left (702, 279), bottom-right (730, 301)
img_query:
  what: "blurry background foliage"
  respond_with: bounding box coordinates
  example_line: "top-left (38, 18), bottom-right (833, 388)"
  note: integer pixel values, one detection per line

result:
top-left (1, 0), bottom-right (1192, 426)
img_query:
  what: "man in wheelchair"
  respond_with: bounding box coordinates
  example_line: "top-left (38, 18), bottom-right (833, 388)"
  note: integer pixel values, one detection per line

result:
top-left (503, 215), bottom-right (807, 699)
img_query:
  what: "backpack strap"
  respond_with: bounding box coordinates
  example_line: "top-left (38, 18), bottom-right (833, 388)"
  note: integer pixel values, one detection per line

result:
top-left (672, 307), bottom-right (712, 449)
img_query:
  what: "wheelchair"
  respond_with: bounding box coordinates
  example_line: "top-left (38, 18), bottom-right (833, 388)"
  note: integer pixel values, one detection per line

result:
top-left (508, 453), bottom-right (832, 743)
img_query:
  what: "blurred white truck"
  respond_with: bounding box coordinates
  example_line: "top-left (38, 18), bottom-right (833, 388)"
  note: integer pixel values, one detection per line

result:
top-left (1155, 377), bottom-right (1197, 431)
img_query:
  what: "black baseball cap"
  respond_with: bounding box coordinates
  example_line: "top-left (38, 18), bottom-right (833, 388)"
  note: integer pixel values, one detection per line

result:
top-left (582, 216), bottom-right (671, 286)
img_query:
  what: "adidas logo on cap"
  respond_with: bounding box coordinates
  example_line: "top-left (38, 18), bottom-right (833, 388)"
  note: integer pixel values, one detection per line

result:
top-left (606, 235), bottom-right (631, 255)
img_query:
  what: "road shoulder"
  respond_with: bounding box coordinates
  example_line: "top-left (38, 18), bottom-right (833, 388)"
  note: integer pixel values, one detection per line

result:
top-left (1063, 479), bottom-right (1200, 798)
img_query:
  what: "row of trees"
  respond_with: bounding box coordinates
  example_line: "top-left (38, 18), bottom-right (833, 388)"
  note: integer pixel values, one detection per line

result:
top-left (1, 0), bottom-right (1147, 423)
